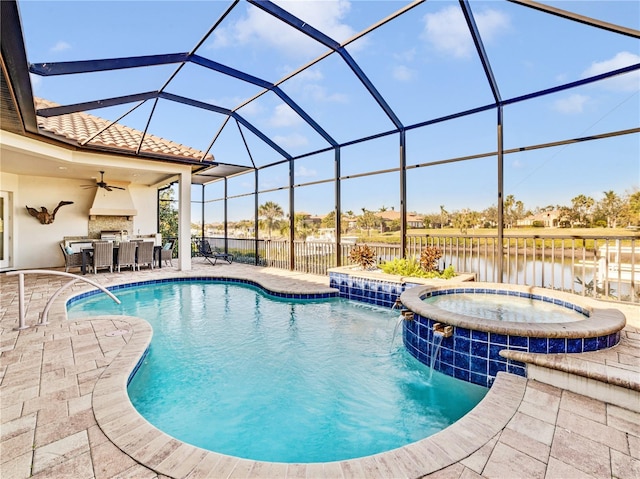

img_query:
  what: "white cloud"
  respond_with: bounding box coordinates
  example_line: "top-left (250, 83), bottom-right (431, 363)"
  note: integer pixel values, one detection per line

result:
top-left (280, 65), bottom-right (348, 105)
top-left (582, 51), bottom-right (640, 92)
top-left (422, 6), bottom-right (509, 59)
top-left (393, 48), bottom-right (416, 63)
top-left (236, 100), bottom-right (265, 118)
top-left (303, 83), bottom-right (348, 103)
top-left (295, 165), bottom-right (317, 177)
top-left (274, 132), bottom-right (308, 148)
top-left (393, 65), bottom-right (415, 82)
top-left (209, 0), bottom-right (356, 57)
top-left (511, 159), bottom-right (524, 169)
top-left (553, 93), bottom-right (589, 114)
top-left (282, 67), bottom-right (324, 84)
top-left (269, 104), bottom-right (303, 127)
top-left (50, 41), bottom-right (71, 52)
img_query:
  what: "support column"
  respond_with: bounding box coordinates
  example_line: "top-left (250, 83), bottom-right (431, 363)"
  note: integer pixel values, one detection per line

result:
top-left (497, 107), bottom-right (504, 282)
top-left (178, 168), bottom-right (192, 271)
top-left (335, 147), bottom-right (341, 267)
top-left (289, 158), bottom-right (295, 270)
top-left (400, 130), bottom-right (407, 257)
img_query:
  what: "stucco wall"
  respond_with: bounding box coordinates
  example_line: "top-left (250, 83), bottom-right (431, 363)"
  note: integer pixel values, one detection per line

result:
top-left (9, 175), bottom-right (157, 269)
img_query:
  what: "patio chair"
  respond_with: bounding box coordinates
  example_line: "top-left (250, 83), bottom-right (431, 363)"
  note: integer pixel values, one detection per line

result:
top-left (91, 241), bottom-right (113, 274)
top-left (117, 241), bottom-right (137, 272)
top-left (136, 241), bottom-right (155, 270)
top-left (59, 242), bottom-right (83, 272)
top-left (160, 240), bottom-right (174, 267)
top-left (198, 239), bottom-right (233, 266)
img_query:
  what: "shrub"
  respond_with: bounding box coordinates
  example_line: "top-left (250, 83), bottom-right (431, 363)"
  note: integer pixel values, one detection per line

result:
top-left (349, 244), bottom-right (377, 270)
top-left (380, 257), bottom-right (424, 276)
top-left (419, 246), bottom-right (443, 272)
top-left (380, 258), bottom-right (456, 279)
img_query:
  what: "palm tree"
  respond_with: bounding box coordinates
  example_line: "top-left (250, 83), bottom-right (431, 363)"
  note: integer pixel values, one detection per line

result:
top-left (439, 205), bottom-right (448, 229)
top-left (258, 201), bottom-right (284, 239)
top-left (600, 190), bottom-right (622, 228)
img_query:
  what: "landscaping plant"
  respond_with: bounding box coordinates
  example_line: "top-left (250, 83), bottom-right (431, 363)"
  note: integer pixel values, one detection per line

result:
top-left (349, 244), bottom-right (377, 270)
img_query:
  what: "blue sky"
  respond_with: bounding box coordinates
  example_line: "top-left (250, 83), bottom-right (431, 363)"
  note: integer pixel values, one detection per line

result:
top-left (20, 0), bottom-right (640, 221)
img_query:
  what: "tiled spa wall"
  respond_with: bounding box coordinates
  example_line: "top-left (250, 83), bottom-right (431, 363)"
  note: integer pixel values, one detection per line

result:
top-left (328, 272), bottom-right (622, 388)
top-left (403, 313), bottom-right (621, 388)
top-left (328, 271), bottom-right (419, 308)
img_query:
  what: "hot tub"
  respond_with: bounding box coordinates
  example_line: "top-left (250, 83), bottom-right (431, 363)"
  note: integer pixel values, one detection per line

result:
top-left (399, 283), bottom-right (626, 387)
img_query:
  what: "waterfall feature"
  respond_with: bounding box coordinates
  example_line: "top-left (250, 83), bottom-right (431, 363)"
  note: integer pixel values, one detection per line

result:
top-left (390, 314), bottom-right (404, 350)
top-left (428, 331), bottom-right (445, 381)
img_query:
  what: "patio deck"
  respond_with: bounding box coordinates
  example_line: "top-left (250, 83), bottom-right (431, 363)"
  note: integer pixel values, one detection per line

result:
top-left (1, 263), bottom-right (639, 478)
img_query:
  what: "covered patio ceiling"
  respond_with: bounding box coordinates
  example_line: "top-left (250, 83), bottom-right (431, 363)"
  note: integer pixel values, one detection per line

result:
top-left (2, 0), bottom-right (638, 188)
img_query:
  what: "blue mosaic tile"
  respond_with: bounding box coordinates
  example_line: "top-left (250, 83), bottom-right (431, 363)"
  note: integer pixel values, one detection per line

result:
top-left (583, 338), bottom-right (598, 351)
top-left (440, 363), bottom-right (454, 377)
top-left (471, 339), bottom-right (488, 358)
top-left (609, 333), bottom-right (620, 347)
top-left (469, 372), bottom-right (488, 387)
top-left (490, 332), bottom-right (508, 345)
top-left (566, 338), bottom-right (583, 353)
top-left (508, 335), bottom-right (528, 348)
top-left (529, 337), bottom-right (548, 353)
top-left (456, 327), bottom-right (470, 339)
top-left (469, 356), bottom-right (488, 374)
top-left (489, 359), bottom-right (507, 377)
top-left (507, 362), bottom-right (526, 377)
top-left (454, 352), bottom-right (470, 370)
top-left (548, 338), bottom-right (566, 354)
top-left (455, 336), bottom-right (470, 354)
top-left (440, 347), bottom-right (454, 365)
top-left (454, 367), bottom-right (469, 381)
top-left (489, 343), bottom-right (505, 359)
top-left (471, 330), bottom-right (488, 342)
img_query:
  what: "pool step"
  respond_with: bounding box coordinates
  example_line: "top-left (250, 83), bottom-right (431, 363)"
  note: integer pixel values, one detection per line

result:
top-left (501, 325), bottom-right (640, 413)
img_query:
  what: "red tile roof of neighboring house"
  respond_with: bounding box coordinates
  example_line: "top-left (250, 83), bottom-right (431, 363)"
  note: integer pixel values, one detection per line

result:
top-left (375, 210), bottom-right (424, 221)
top-left (35, 98), bottom-right (213, 162)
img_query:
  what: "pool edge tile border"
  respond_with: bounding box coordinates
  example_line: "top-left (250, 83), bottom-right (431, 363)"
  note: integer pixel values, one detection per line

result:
top-left (91, 314), bottom-right (527, 478)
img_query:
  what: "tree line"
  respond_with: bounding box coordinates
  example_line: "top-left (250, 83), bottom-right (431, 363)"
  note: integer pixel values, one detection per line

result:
top-left (191, 188), bottom-right (640, 240)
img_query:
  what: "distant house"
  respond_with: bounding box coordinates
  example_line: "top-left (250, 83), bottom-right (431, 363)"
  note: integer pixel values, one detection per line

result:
top-left (375, 210), bottom-right (424, 228)
top-left (517, 210), bottom-right (561, 227)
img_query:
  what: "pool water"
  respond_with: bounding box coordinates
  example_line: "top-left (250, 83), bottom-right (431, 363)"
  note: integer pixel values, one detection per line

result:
top-left (68, 280), bottom-right (487, 463)
top-left (423, 293), bottom-right (587, 323)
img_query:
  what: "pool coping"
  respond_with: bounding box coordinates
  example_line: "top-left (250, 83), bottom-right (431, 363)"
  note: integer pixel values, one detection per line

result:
top-left (400, 282), bottom-right (627, 338)
top-left (91, 313), bottom-right (526, 478)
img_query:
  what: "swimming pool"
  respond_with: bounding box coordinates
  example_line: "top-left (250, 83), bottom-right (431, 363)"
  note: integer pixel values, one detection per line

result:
top-left (67, 278), bottom-right (487, 463)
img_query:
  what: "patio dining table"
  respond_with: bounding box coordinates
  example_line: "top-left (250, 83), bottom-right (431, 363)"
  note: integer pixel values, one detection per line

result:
top-left (80, 243), bottom-right (163, 275)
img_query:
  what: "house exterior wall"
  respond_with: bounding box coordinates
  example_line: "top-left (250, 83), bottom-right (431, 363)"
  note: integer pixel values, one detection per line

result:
top-left (6, 173), bottom-right (157, 269)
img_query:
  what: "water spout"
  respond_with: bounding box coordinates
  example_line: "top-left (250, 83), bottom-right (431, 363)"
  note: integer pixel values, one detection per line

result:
top-left (428, 331), bottom-right (445, 381)
top-left (391, 297), bottom-right (402, 310)
top-left (390, 315), bottom-right (405, 350)
top-left (433, 322), bottom-right (452, 337)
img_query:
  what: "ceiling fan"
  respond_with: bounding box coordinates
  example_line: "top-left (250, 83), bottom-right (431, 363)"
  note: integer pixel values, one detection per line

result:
top-left (82, 171), bottom-right (125, 192)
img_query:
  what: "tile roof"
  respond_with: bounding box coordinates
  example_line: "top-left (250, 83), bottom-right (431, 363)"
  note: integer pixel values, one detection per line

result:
top-left (375, 210), bottom-right (424, 221)
top-left (34, 98), bottom-right (213, 162)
